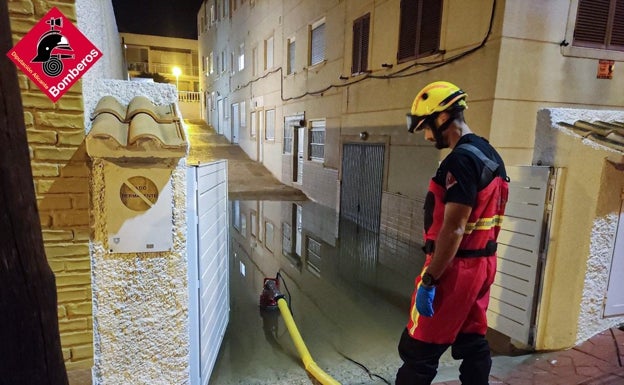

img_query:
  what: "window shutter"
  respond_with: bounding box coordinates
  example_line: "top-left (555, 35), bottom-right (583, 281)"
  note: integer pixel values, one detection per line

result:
top-left (361, 15), bottom-right (370, 72)
top-left (419, 0), bottom-right (442, 56)
top-left (352, 19), bottom-right (362, 73)
top-left (398, 0), bottom-right (418, 61)
top-left (351, 14), bottom-right (370, 74)
top-left (573, 0), bottom-right (610, 48)
top-left (610, 1), bottom-right (624, 49)
top-left (311, 23), bottom-right (326, 65)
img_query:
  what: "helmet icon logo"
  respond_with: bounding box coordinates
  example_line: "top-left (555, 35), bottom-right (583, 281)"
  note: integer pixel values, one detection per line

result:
top-left (31, 17), bottom-right (74, 77)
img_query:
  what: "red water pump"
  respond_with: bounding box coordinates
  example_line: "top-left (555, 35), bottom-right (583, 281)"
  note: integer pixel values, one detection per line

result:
top-left (259, 277), bottom-right (283, 310)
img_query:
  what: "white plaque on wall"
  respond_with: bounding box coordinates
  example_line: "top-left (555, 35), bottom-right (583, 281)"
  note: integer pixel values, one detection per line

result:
top-left (104, 161), bottom-right (173, 253)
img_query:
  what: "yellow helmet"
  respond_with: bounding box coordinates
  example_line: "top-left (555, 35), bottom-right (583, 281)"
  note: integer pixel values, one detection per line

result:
top-left (406, 81), bottom-right (467, 132)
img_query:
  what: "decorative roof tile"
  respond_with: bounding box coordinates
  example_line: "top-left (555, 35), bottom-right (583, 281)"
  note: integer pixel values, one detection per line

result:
top-left (86, 96), bottom-right (187, 160)
top-left (558, 120), bottom-right (624, 153)
top-left (90, 95), bottom-right (179, 123)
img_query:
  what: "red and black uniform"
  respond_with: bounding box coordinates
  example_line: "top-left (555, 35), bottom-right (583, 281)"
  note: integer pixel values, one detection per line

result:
top-left (397, 134), bottom-right (509, 385)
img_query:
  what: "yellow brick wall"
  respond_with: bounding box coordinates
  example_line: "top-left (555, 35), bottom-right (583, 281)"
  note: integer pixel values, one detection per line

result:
top-left (9, 0), bottom-right (93, 370)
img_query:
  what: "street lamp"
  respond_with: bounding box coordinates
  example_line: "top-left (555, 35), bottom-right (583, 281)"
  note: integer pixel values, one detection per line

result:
top-left (172, 66), bottom-right (182, 90)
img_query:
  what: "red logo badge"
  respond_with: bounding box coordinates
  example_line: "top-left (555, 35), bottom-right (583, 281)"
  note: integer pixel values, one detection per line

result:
top-left (6, 7), bottom-right (102, 102)
top-left (446, 171), bottom-right (458, 190)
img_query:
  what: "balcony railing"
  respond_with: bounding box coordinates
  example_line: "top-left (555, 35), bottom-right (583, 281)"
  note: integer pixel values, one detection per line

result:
top-left (179, 91), bottom-right (201, 103)
top-left (127, 62), bottom-right (199, 77)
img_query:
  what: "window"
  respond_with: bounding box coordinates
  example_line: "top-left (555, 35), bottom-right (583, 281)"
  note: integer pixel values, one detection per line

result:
top-left (287, 38), bottom-right (296, 74)
top-left (573, 0), bottom-right (624, 51)
top-left (232, 201), bottom-right (241, 230)
top-left (398, 0), bottom-right (442, 62)
top-left (251, 111), bottom-right (257, 137)
top-left (221, 51), bottom-right (226, 73)
top-left (251, 210), bottom-right (257, 238)
top-left (282, 222), bottom-right (293, 256)
top-left (306, 236), bottom-right (322, 276)
top-left (265, 36), bottom-right (274, 70)
top-left (309, 120), bottom-right (325, 161)
top-left (238, 43), bottom-right (245, 71)
top-left (283, 122), bottom-right (293, 154)
top-left (352, 13), bottom-right (370, 74)
top-left (310, 20), bottom-right (326, 65)
top-left (240, 214), bottom-right (247, 238)
top-left (209, 52), bottom-right (214, 74)
top-left (265, 109), bottom-right (275, 140)
top-left (230, 51), bottom-right (235, 74)
top-left (252, 46), bottom-right (258, 76)
top-left (240, 101), bottom-right (246, 127)
top-left (265, 221), bottom-right (274, 252)
top-left (283, 115), bottom-right (301, 155)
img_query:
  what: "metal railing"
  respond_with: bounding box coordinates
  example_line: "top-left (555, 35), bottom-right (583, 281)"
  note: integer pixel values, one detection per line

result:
top-left (127, 62), bottom-right (200, 77)
top-left (179, 91), bottom-right (201, 103)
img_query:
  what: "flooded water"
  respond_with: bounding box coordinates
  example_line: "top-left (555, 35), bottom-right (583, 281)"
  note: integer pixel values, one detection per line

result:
top-left (207, 199), bottom-right (467, 385)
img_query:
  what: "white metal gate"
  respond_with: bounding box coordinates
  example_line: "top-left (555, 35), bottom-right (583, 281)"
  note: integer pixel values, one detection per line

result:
top-left (187, 160), bottom-right (229, 385)
top-left (487, 166), bottom-right (557, 346)
top-left (604, 198), bottom-right (624, 317)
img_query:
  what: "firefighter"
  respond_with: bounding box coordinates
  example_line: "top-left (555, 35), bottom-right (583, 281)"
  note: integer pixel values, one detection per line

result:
top-left (396, 81), bottom-right (509, 385)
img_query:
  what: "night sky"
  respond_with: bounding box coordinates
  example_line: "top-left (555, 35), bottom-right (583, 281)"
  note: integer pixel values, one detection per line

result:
top-left (112, 0), bottom-right (204, 40)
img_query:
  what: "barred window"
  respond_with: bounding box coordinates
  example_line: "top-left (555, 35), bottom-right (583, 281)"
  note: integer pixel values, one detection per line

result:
top-left (309, 120), bottom-right (325, 161)
top-left (283, 125), bottom-right (293, 155)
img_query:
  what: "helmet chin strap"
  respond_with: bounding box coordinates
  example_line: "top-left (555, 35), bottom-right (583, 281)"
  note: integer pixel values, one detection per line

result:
top-left (431, 115), bottom-right (455, 149)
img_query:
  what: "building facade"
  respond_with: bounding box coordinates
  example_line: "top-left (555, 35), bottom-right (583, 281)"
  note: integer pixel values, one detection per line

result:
top-left (197, 0), bottom-right (624, 210)
top-left (121, 32), bottom-right (202, 119)
top-left (198, 0), bottom-right (624, 350)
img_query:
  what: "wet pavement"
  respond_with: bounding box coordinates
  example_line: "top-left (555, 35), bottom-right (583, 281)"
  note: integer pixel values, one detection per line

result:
top-left (208, 199), bottom-right (423, 385)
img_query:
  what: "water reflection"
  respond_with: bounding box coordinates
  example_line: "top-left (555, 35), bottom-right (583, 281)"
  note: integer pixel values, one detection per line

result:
top-left (209, 200), bottom-right (426, 385)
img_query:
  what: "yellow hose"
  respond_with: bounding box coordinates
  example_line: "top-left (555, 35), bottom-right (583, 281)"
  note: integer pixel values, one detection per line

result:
top-left (276, 298), bottom-right (341, 385)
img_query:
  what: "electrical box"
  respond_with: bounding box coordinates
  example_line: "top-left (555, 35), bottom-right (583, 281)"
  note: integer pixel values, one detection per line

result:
top-left (105, 162), bottom-right (173, 253)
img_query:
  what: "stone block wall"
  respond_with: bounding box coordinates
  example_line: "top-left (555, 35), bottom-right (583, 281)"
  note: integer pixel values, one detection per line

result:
top-left (9, 1), bottom-right (93, 369)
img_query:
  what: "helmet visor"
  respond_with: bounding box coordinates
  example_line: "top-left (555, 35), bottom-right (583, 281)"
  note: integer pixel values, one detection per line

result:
top-left (406, 114), bottom-right (428, 133)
